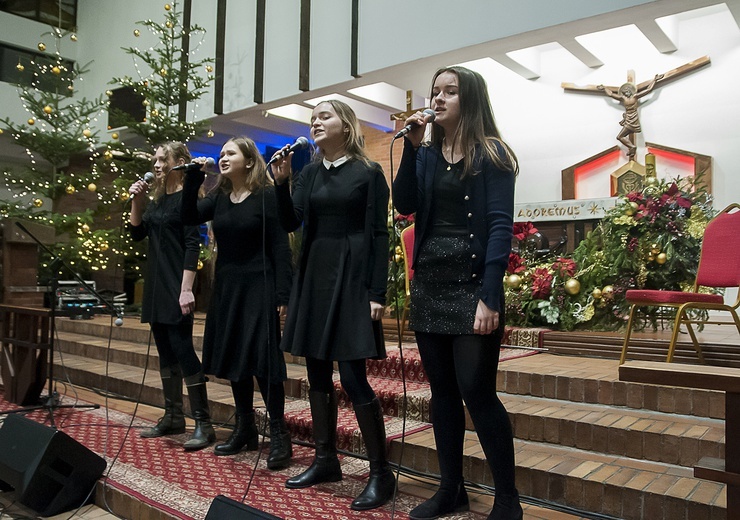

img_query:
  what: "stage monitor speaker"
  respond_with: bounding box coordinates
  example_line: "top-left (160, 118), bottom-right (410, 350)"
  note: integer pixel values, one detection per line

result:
top-left (0, 413), bottom-right (106, 517)
top-left (205, 495), bottom-right (282, 519)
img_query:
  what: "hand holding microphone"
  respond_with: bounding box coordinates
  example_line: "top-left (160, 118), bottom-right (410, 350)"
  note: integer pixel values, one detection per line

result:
top-left (269, 137), bottom-right (309, 185)
top-left (172, 157), bottom-right (216, 172)
top-left (128, 172), bottom-right (156, 201)
top-left (395, 108), bottom-right (436, 145)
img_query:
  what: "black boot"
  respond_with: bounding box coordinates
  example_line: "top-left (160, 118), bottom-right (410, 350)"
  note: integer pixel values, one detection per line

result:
top-left (487, 492), bottom-right (523, 520)
top-left (409, 481), bottom-right (469, 520)
top-left (183, 372), bottom-right (216, 451)
top-left (141, 365), bottom-right (186, 438)
top-left (214, 412), bottom-right (259, 456)
top-left (267, 419), bottom-right (293, 470)
top-left (285, 391), bottom-right (342, 488)
top-left (350, 398), bottom-right (396, 511)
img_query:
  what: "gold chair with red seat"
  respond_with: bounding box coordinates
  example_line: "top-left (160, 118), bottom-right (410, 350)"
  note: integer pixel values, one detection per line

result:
top-left (620, 203), bottom-right (740, 365)
top-left (399, 224), bottom-right (415, 341)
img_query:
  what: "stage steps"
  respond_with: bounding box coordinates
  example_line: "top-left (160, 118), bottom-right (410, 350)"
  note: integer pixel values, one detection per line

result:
top-left (49, 316), bottom-right (726, 520)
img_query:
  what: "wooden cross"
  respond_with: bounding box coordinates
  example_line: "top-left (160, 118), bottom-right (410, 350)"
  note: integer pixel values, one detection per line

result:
top-left (562, 56), bottom-right (710, 160)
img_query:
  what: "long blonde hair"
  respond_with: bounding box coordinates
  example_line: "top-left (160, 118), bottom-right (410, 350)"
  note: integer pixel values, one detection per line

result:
top-left (312, 99), bottom-right (370, 166)
top-left (153, 141), bottom-right (190, 200)
top-left (429, 66), bottom-right (518, 178)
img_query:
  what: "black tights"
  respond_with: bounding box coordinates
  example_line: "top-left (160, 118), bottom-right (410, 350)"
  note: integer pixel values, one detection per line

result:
top-left (150, 319), bottom-right (202, 377)
top-left (230, 376), bottom-right (285, 426)
top-left (415, 331), bottom-right (517, 497)
top-left (305, 357), bottom-right (376, 405)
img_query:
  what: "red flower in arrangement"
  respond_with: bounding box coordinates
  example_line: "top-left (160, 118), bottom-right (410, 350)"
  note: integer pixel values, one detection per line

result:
top-left (513, 222), bottom-right (538, 241)
top-left (626, 192), bottom-right (645, 203)
top-left (507, 252), bottom-right (526, 274)
top-left (531, 267), bottom-right (553, 299)
top-left (551, 257), bottom-right (577, 278)
top-left (395, 213), bottom-right (415, 222)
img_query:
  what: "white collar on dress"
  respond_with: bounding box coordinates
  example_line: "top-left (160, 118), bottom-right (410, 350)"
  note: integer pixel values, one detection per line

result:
top-left (322, 155), bottom-right (348, 169)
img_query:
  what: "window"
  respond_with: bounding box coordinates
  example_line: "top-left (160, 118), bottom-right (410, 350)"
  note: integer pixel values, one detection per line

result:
top-left (0, 42), bottom-right (75, 95)
top-left (0, 0), bottom-right (78, 30)
top-left (107, 86), bottom-right (146, 129)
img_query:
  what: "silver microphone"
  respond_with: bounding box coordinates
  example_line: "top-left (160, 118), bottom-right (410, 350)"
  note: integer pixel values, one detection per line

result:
top-left (172, 157), bottom-right (216, 171)
top-left (268, 137), bottom-right (309, 165)
top-left (394, 109), bottom-right (436, 139)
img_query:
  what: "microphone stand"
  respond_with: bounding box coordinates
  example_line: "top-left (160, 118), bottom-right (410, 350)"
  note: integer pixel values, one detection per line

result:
top-left (0, 221), bottom-right (124, 428)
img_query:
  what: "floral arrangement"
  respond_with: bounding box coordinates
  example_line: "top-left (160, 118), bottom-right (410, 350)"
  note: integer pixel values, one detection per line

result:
top-left (504, 176), bottom-right (715, 331)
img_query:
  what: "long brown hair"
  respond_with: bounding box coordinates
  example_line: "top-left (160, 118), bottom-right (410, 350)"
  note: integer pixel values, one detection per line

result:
top-left (429, 66), bottom-right (518, 178)
top-left (153, 141), bottom-right (190, 200)
top-left (210, 137), bottom-right (271, 194)
top-left (312, 99), bottom-right (370, 166)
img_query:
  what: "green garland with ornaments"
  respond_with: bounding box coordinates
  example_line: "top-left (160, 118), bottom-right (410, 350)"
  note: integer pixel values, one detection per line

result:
top-left (504, 174), bottom-right (716, 331)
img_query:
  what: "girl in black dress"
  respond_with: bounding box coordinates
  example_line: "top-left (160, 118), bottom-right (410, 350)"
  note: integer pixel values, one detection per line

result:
top-left (270, 100), bottom-right (394, 511)
top-left (181, 137), bottom-right (293, 470)
top-left (128, 142), bottom-right (215, 451)
top-left (393, 66), bottom-right (522, 520)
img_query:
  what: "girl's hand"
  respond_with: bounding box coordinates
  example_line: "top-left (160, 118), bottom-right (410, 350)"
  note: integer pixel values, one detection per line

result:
top-left (270, 145), bottom-right (293, 185)
top-left (473, 300), bottom-right (499, 335)
top-left (370, 301), bottom-right (384, 321)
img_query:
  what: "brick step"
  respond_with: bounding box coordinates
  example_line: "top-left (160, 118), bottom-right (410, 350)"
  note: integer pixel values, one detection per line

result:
top-left (397, 428), bottom-right (725, 520)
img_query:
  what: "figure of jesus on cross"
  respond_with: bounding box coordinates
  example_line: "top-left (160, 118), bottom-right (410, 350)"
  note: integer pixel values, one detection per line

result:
top-left (562, 56), bottom-right (710, 161)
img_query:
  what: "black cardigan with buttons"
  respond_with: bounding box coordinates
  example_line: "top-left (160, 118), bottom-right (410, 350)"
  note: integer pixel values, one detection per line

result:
top-left (393, 138), bottom-right (515, 313)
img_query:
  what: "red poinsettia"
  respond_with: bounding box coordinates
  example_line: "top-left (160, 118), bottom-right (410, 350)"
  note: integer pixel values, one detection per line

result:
top-left (531, 267), bottom-right (553, 299)
top-left (513, 222), bottom-right (538, 241)
top-left (395, 213), bottom-right (415, 222)
top-left (507, 252), bottom-right (526, 274)
top-left (660, 183), bottom-right (692, 208)
top-left (551, 257), bottom-right (577, 278)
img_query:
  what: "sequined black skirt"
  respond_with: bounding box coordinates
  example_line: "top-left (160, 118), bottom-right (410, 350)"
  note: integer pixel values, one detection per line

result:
top-left (409, 232), bottom-right (481, 334)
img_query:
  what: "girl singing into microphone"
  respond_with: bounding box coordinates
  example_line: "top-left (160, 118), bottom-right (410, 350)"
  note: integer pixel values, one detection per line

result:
top-left (181, 137), bottom-right (293, 470)
top-left (270, 100), bottom-right (394, 511)
top-left (128, 141), bottom-right (215, 451)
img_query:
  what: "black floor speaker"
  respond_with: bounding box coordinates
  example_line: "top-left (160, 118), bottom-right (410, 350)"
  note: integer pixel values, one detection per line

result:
top-left (205, 495), bottom-right (282, 519)
top-left (0, 413), bottom-right (106, 517)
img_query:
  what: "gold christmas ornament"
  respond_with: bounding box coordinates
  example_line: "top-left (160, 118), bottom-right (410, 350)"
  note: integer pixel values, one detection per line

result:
top-left (159, 68), bottom-right (167, 77)
top-left (38, 43), bottom-right (46, 52)
top-left (81, 223), bottom-right (90, 233)
top-left (133, 29), bottom-right (140, 37)
top-left (111, 132), bottom-right (119, 140)
top-left (33, 198), bottom-right (43, 208)
top-left (151, 109), bottom-right (159, 117)
top-left (70, 33), bottom-right (78, 41)
top-left (119, 192), bottom-right (130, 202)
top-left (602, 285), bottom-right (614, 299)
top-left (164, 3), bottom-right (172, 10)
top-left (16, 62), bottom-right (24, 72)
top-left (564, 278), bottom-right (581, 296)
top-left (87, 183), bottom-right (97, 192)
top-left (43, 105), bottom-right (53, 114)
top-left (100, 242), bottom-right (109, 252)
top-left (165, 21), bottom-right (173, 28)
top-left (592, 288), bottom-right (602, 300)
top-left (656, 252), bottom-right (668, 265)
top-left (207, 129), bottom-right (214, 138)
top-left (197, 260), bottom-right (204, 270)
top-left (105, 90), bottom-right (113, 97)
top-left (65, 185), bottom-right (76, 194)
top-left (103, 150), bottom-right (113, 160)
top-left (647, 253), bottom-right (655, 262)
top-left (206, 65), bottom-right (213, 73)
top-left (51, 66), bottom-right (61, 75)
top-left (142, 99), bottom-right (150, 106)
top-left (650, 244), bottom-right (661, 255)
top-left (0, 129), bottom-right (3, 135)
top-left (27, 118), bottom-right (35, 125)
top-left (82, 128), bottom-right (92, 137)
top-left (394, 254), bottom-right (402, 263)
top-left (505, 274), bottom-right (522, 290)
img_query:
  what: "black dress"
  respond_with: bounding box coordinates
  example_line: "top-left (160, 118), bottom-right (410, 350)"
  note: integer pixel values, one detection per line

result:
top-left (181, 175), bottom-right (292, 382)
top-left (275, 160), bottom-right (389, 361)
top-left (130, 191), bottom-right (200, 325)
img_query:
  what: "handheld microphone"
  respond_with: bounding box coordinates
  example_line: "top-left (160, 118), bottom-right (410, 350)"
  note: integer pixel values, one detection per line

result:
top-left (131, 172), bottom-right (155, 199)
top-left (114, 315), bottom-right (124, 327)
top-left (267, 136), bottom-right (309, 165)
top-left (172, 157), bottom-right (216, 171)
top-left (394, 109), bottom-right (436, 139)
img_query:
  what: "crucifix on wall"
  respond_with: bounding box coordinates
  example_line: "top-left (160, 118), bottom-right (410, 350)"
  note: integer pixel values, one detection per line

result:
top-left (562, 56), bottom-right (710, 161)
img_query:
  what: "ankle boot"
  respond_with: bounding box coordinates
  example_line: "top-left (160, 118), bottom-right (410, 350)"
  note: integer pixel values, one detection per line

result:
top-left (214, 412), bottom-right (259, 456)
top-left (350, 398), bottom-right (396, 511)
top-left (141, 365), bottom-right (186, 438)
top-left (487, 492), bottom-right (523, 520)
top-left (267, 419), bottom-right (293, 470)
top-left (409, 481), bottom-right (469, 520)
top-left (183, 372), bottom-right (216, 451)
top-left (285, 391), bottom-right (342, 488)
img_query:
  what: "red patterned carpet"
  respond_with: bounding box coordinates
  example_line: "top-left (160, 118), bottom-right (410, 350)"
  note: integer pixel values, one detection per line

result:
top-left (0, 397), bottom-right (485, 520)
